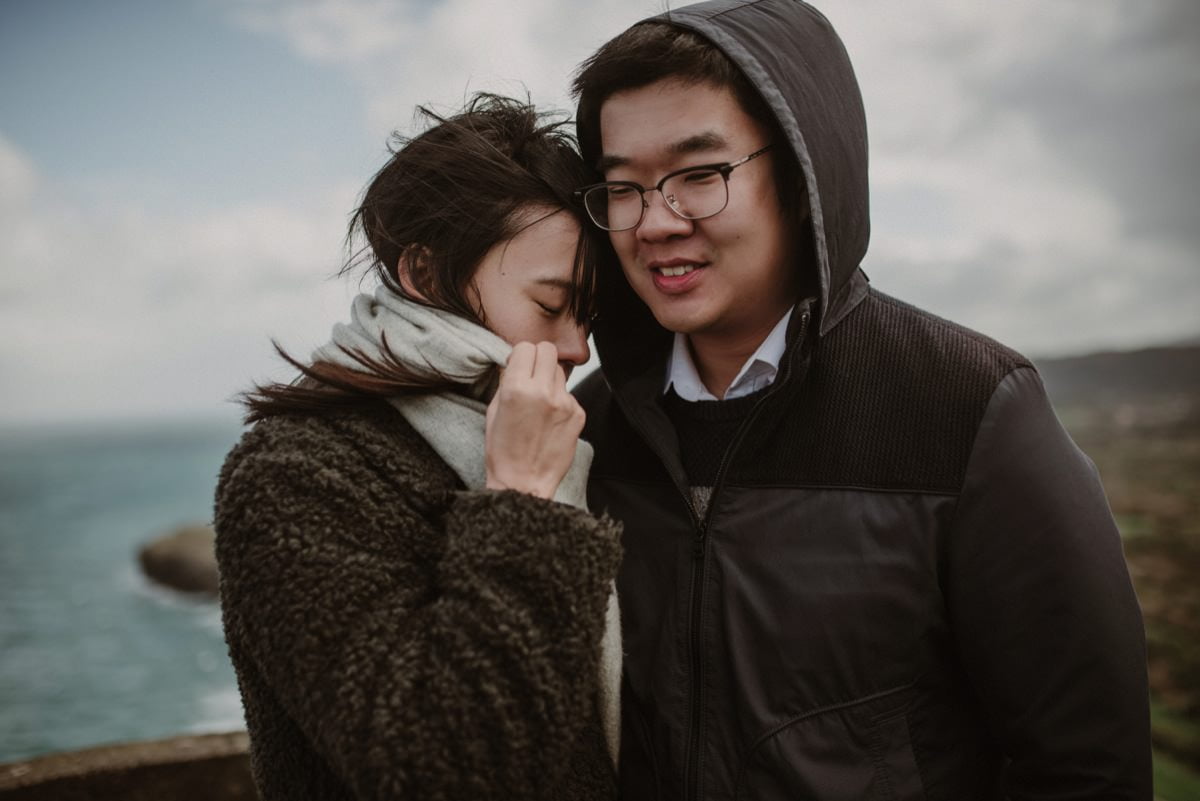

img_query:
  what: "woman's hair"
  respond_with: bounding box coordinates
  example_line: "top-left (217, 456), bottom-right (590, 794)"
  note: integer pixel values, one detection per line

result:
top-left (242, 94), bottom-right (599, 422)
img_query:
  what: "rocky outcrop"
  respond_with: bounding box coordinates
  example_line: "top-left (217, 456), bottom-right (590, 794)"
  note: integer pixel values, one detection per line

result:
top-left (138, 525), bottom-right (219, 596)
top-left (0, 732), bottom-right (253, 800)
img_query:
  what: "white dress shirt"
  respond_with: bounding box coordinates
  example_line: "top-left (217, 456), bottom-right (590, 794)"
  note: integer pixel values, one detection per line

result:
top-left (663, 308), bottom-right (794, 401)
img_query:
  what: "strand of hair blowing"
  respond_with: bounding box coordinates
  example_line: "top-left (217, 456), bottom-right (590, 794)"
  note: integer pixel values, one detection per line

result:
top-left (242, 93), bottom-right (602, 423)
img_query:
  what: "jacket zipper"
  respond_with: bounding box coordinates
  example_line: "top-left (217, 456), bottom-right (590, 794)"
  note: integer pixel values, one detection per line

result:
top-left (681, 310), bottom-right (811, 801)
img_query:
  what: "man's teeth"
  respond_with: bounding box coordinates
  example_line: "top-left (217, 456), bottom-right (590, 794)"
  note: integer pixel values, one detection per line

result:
top-left (657, 264), bottom-right (696, 277)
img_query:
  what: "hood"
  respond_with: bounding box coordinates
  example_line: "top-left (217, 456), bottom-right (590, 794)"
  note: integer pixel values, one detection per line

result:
top-left (588, 0), bottom-right (870, 386)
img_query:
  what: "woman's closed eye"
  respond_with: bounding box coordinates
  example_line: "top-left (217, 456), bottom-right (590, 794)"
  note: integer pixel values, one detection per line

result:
top-left (536, 300), bottom-right (565, 317)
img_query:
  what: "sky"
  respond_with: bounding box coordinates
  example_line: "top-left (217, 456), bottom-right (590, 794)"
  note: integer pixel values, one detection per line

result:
top-left (1, 0), bottom-right (1197, 424)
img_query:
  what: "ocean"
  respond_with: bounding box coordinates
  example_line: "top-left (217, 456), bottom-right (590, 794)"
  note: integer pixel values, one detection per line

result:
top-left (0, 418), bottom-right (247, 763)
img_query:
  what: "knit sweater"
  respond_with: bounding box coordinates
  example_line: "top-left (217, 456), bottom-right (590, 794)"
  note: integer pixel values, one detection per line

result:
top-left (660, 386), bottom-right (769, 521)
top-left (214, 401), bottom-right (621, 800)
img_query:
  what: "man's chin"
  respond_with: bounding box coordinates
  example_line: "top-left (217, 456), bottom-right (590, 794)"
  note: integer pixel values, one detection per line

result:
top-left (649, 311), bottom-right (706, 337)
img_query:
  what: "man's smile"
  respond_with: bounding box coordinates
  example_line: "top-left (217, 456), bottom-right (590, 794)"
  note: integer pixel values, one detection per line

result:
top-left (648, 258), bottom-right (708, 293)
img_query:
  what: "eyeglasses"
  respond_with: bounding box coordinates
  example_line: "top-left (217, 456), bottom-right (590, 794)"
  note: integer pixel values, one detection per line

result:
top-left (574, 145), bottom-right (772, 232)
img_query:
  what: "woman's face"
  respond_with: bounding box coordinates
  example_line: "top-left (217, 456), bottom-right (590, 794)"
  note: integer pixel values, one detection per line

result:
top-left (471, 207), bottom-right (591, 378)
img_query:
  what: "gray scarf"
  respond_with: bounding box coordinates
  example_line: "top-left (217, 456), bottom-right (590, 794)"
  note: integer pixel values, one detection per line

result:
top-left (315, 286), bottom-right (621, 767)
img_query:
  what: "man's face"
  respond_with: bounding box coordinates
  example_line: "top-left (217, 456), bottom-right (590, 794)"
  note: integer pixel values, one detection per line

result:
top-left (598, 78), bottom-right (797, 350)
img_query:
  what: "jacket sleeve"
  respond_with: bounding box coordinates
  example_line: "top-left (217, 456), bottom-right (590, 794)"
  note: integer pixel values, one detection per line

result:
top-left (214, 417), bottom-right (622, 801)
top-left (946, 366), bottom-right (1152, 799)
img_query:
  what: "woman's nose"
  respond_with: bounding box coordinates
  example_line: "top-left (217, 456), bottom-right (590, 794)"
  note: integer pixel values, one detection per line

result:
top-left (556, 323), bottom-right (591, 366)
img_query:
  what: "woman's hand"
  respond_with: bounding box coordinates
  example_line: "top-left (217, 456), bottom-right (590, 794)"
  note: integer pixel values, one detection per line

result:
top-left (485, 341), bottom-right (585, 499)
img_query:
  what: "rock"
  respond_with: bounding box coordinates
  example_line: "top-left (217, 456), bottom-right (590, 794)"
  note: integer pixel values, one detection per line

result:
top-left (138, 524), bottom-right (219, 596)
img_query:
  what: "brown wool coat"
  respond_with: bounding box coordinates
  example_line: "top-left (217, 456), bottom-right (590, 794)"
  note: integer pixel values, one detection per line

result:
top-left (214, 401), bottom-right (621, 800)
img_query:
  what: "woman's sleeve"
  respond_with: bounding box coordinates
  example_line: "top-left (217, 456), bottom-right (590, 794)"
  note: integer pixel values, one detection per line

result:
top-left (214, 416), bottom-right (622, 800)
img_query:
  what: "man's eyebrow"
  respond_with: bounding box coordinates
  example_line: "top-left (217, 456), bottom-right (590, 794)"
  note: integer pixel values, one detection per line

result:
top-left (668, 132), bottom-right (729, 156)
top-left (597, 131), bottom-right (730, 174)
top-left (596, 154), bottom-right (630, 173)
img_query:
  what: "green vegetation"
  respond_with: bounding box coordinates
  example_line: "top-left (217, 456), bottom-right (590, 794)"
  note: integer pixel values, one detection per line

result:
top-left (1153, 748), bottom-right (1200, 800)
top-left (1062, 395), bottom-right (1200, 787)
top-left (1152, 702), bottom-right (1200, 770)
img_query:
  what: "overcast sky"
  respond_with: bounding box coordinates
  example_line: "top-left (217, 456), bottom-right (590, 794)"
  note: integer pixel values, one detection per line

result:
top-left (1, 0), bottom-right (1197, 424)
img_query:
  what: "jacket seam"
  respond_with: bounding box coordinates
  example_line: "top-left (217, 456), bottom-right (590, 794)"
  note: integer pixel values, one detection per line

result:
top-left (867, 716), bottom-right (895, 801)
top-left (905, 713), bottom-right (931, 801)
top-left (732, 681), bottom-right (918, 798)
top-left (590, 475), bottom-right (960, 498)
top-left (945, 366), bottom-right (1036, 525)
top-left (720, 481), bottom-right (959, 497)
top-left (701, 0), bottom-right (771, 21)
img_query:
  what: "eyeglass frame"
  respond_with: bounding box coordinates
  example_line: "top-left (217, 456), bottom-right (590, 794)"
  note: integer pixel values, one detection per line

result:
top-left (573, 144), bottom-right (774, 232)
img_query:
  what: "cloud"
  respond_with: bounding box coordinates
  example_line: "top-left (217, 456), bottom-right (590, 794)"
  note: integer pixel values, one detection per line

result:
top-left (230, 0), bottom-right (417, 65)
top-left (221, 0), bottom-right (663, 137)
top-left (227, 0), bottom-right (1198, 359)
top-left (826, 0), bottom-right (1200, 355)
top-left (2, 1), bottom-right (666, 423)
top-left (0, 133), bottom-right (361, 422)
top-left (0, 135), bottom-right (37, 208)
top-left (3, 0), bottom-right (1197, 423)
top-left (965, 0), bottom-right (1200, 242)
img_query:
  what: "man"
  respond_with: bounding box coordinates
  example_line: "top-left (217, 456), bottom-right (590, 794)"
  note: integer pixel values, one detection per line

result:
top-left (571, 1), bottom-right (1151, 798)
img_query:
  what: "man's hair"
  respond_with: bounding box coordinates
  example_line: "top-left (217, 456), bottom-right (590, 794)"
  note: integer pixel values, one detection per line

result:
top-left (572, 22), bottom-right (800, 211)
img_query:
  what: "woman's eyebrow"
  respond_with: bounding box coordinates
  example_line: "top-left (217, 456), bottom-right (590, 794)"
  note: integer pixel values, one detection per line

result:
top-left (534, 277), bottom-right (573, 291)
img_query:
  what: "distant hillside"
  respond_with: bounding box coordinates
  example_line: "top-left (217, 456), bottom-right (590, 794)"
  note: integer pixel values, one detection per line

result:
top-left (1034, 344), bottom-right (1200, 410)
top-left (1039, 344), bottom-right (1200, 770)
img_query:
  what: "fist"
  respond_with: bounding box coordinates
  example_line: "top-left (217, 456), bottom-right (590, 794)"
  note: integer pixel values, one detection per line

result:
top-left (484, 342), bottom-right (586, 499)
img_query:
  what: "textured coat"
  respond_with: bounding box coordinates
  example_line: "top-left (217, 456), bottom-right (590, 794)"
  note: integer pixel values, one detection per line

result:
top-left (215, 402), bottom-right (621, 800)
top-left (575, 1), bottom-right (1152, 799)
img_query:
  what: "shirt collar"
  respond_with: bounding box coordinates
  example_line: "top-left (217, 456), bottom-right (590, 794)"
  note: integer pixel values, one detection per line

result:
top-left (664, 308), bottom-right (794, 402)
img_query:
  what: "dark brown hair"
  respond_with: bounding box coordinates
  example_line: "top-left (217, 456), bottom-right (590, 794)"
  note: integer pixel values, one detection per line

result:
top-left (572, 22), bottom-right (800, 211)
top-left (242, 94), bottom-right (600, 422)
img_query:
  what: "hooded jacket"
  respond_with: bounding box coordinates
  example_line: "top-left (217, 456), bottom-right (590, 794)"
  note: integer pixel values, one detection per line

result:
top-left (575, 1), bottom-right (1151, 798)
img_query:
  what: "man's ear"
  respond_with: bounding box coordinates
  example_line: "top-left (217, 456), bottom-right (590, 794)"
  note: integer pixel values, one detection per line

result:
top-left (396, 246), bottom-right (431, 301)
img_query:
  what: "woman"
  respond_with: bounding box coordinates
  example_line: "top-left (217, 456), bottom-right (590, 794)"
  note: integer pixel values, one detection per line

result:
top-left (214, 95), bottom-right (621, 801)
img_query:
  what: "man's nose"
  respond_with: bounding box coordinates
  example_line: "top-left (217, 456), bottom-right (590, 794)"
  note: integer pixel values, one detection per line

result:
top-left (636, 190), bottom-right (693, 241)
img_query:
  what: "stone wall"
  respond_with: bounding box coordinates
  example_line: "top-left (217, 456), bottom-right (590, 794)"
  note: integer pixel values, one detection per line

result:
top-left (0, 732), bottom-right (254, 801)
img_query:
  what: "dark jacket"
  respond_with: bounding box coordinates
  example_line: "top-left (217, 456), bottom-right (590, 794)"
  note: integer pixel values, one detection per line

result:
top-left (214, 402), bottom-right (620, 800)
top-left (575, 1), bottom-right (1151, 799)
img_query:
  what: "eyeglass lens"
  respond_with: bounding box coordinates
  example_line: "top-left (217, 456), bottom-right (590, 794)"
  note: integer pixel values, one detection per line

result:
top-left (585, 167), bottom-right (729, 231)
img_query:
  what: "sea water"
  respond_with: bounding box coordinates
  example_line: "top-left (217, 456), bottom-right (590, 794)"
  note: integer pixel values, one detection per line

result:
top-left (0, 418), bottom-right (246, 762)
